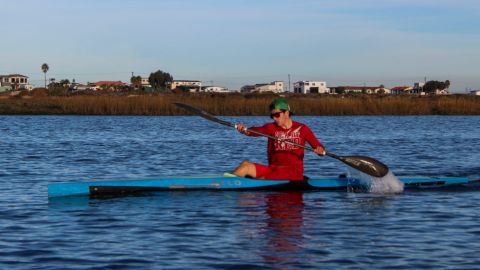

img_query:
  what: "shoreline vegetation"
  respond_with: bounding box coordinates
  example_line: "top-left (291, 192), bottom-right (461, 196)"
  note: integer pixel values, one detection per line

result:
top-left (0, 93), bottom-right (479, 116)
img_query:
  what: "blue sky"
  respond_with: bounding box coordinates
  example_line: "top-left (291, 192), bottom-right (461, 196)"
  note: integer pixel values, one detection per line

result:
top-left (1, 0), bottom-right (479, 91)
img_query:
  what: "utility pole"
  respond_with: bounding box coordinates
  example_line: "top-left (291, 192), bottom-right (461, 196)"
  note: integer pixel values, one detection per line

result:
top-left (288, 74), bottom-right (291, 92)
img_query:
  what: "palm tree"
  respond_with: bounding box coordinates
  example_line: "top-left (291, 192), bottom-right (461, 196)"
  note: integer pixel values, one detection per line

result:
top-left (41, 63), bottom-right (49, 88)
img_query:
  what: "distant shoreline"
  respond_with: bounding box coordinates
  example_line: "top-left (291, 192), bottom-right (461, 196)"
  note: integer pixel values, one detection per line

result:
top-left (0, 93), bottom-right (479, 115)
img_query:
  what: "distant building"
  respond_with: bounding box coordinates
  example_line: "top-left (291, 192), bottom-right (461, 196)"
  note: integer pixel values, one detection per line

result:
top-left (71, 83), bottom-right (100, 91)
top-left (331, 85), bottom-right (390, 94)
top-left (128, 77), bottom-right (151, 89)
top-left (95, 81), bottom-right (127, 90)
top-left (293, 81), bottom-right (330, 94)
top-left (141, 77), bottom-right (151, 87)
top-left (241, 81), bottom-right (284, 93)
top-left (240, 85), bottom-right (255, 93)
top-left (169, 80), bottom-right (201, 92)
top-left (391, 86), bottom-right (413, 95)
top-left (434, 89), bottom-right (449, 95)
top-left (392, 82), bottom-right (449, 95)
top-left (254, 81), bottom-right (284, 93)
top-left (413, 82), bottom-right (425, 94)
top-left (201, 86), bottom-right (229, 93)
top-left (470, 90), bottom-right (480, 95)
top-left (0, 74), bottom-right (33, 90)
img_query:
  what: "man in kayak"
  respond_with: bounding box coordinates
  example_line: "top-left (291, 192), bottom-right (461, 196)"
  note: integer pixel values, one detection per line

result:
top-left (233, 98), bottom-right (325, 180)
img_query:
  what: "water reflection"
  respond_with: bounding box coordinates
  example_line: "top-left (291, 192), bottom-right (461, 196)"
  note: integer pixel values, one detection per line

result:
top-left (239, 191), bottom-right (306, 266)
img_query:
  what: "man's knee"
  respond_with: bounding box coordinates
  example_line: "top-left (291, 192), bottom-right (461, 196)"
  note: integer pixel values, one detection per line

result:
top-left (240, 160), bottom-right (253, 168)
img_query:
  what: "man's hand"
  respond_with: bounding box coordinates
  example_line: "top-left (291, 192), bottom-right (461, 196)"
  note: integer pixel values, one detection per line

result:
top-left (235, 123), bottom-right (248, 135)
top-left (314, 145), bottom-right (326, 156)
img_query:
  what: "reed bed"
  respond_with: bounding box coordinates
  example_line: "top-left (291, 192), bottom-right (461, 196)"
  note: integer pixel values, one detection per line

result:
top-left (0, 93), bottom-right (479, 115)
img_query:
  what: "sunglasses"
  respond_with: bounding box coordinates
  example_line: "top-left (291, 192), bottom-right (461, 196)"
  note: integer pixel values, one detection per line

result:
top-left (270, 110), bottom-right (286, 119)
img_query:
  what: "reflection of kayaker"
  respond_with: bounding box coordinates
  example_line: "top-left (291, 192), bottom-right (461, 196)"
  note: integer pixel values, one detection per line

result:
top-left (263, 191), bottom-right (305, 263)
top-left (233, 98), bottom-right (325, 180)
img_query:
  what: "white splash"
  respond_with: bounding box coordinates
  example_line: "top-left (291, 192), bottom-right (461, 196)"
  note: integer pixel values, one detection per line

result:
top-left (347, 168), bottom-right (404, 194)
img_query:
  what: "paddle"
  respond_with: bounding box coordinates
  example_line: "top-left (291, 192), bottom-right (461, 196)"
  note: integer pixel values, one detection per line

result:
top-left (174, 102), bottom-right (389, 178)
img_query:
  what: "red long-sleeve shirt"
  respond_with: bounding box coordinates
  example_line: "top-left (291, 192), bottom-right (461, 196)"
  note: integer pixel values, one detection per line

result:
top-left (248, 121), bottom-right (323, 178)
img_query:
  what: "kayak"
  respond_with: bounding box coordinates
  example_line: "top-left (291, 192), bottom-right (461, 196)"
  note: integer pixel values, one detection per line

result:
top-left (48, 174), bottom-right (478, 198)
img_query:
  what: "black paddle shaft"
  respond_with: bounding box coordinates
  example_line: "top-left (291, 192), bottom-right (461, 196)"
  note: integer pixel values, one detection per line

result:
top-left (174, 102), bottom-right (389, 178)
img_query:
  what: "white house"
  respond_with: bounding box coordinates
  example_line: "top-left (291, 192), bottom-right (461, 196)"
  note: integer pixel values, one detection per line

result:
top-left (435, 89), bottom-right (449, 95)
top-left (201, 86), bottom-right (229, 93)
top-left (390, 86), bottom-right (414, 95)
top-left (293, 81), bottom-right (330, 94)
top-left (169, 80), bottom-right (202, 92)
top-left (0, 74), bottom-right (33, 90)
top-left (254, 81), bottom-right (284, 93)
top-left (141, 77), bottom-right (151, 87)
top-left (71, 83), bottom-right (100, 91)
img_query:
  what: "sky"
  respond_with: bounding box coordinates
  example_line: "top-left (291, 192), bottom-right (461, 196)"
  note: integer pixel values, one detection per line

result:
top-left (1, 0), bottom-right (479, 92)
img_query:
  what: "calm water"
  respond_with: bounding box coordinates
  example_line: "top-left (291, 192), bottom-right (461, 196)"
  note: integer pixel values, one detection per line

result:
top-left (1, 115), bottom-right (480, 269)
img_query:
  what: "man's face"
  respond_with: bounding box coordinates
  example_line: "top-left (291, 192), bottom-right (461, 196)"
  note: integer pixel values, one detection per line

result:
top-left (270, 109), bottom-right (288, 125)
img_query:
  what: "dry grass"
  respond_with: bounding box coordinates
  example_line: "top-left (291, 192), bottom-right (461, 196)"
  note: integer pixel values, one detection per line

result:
top-left (0, 93), bottom-right (479, 115)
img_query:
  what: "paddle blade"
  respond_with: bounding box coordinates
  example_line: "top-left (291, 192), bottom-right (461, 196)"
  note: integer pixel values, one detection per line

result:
top-left (337, 155), bottom-right (389, 178)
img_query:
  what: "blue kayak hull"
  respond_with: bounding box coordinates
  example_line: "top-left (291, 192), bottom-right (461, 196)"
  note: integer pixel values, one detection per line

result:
top-left (48, 175), bottom-right (475, 198)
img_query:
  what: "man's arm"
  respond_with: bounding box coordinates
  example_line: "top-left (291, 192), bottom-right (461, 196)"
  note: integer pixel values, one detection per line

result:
top-left (303, 125), bottom-right (326, 156)
top-left (235, 123), bottom-right (270, 137)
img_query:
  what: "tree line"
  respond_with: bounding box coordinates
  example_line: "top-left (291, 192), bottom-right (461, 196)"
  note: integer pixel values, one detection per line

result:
top-left (38, 63), bottom-right (452, 96)
top-left (40, 62), bottom-right (174, 95)
top-left (423, 80), bottom-right (450, 94)
top-left (130, 70), bottom-right (173, 90)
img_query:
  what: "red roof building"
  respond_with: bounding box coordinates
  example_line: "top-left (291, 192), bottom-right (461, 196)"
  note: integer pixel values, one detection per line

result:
top-left (95, 81), bottom-right (126, 87)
